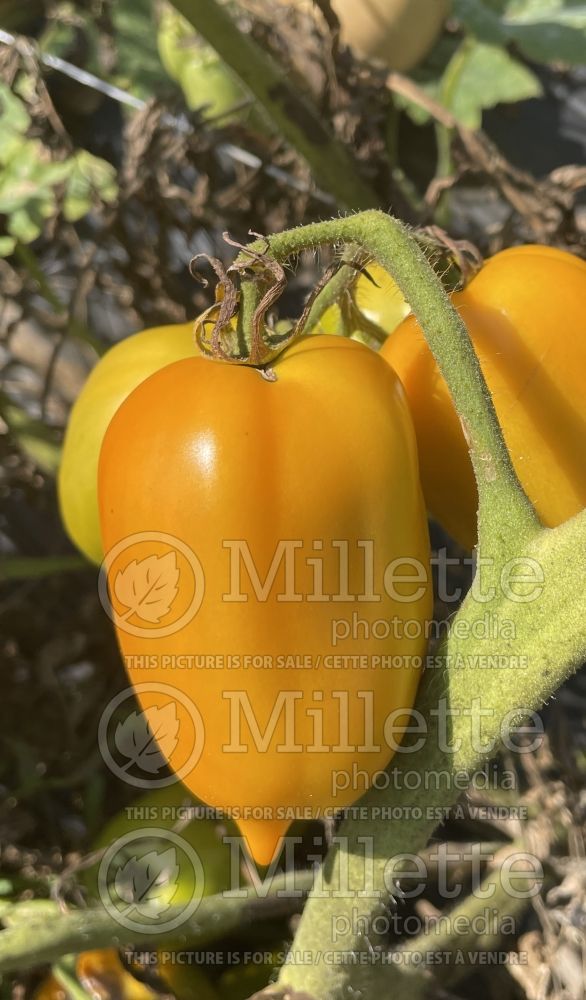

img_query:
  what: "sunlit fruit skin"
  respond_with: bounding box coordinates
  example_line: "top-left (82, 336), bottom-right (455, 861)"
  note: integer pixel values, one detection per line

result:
top-left (332, 0), bottom-right (450, 72)
top-left (98, 335), bottom-right (431, 865)
top-left (58, 322), bottom-right (197, 564)
top-left (380, 245), bottom-right (586, 549)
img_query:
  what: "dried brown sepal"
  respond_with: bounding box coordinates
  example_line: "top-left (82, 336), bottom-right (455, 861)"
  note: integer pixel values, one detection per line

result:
top-left (416, 226), bottom-right (484, 291)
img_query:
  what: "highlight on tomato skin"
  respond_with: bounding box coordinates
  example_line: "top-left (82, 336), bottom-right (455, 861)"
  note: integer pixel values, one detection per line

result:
top-left (380, 244), bottom-right (586, 549)
top-left (57, 274), bottom-right (407, 569)
top-left (97, 334), bottom-right (432, 865)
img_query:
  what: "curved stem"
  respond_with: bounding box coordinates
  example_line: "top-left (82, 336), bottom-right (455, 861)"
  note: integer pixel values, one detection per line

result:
top-left (226, 211), bottom-right (586, 1000)
top-left (277, 509), bottom-right (586, 998)
top-left (238, 211), bottom-right (539, 547)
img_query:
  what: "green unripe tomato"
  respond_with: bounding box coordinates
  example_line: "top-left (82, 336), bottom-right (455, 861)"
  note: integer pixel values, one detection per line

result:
top-left (82, 784), bottom-right (237, 904)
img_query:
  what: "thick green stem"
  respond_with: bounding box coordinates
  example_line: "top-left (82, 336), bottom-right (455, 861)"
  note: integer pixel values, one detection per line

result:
top-left (168, 0), bottom-right (378, 210)
top-left (278, 511), bottom-right (586, 998)
top-left (225, 210), bottom-right (586, 999)
top-left (393, 838), bottom-right (555, 993)
top-left (240, 211), bottom-right (539, 546)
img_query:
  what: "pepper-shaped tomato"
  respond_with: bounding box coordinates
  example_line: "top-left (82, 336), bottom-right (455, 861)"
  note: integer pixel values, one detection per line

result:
top-left (381, 245), bottom-right (586, 549)
top-left (98, 335), bottom-right (431, 865)
top-left (58, 322), bottom-right (197, 564)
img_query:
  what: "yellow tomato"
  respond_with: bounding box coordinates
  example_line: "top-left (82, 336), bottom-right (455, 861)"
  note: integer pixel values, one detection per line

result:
top-left (314, 264), bottom-right (409, 341)
top-left (33, 949), bottom-right (160, 1000)
top-left (58, 322), bottom-right (197, 564)
top-left (354, 263), bottom-right (410, 330)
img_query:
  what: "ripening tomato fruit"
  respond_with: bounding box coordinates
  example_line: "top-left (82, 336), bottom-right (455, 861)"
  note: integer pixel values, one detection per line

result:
top-left (381, 245), bottom-right (586, 548)
top-left (332, 0), bottom-right (450, 72)
top-left (63, 788), bottom-right (238, 1000)
top-left (58, 322), bottom-right (197, 564)
top-left (82, 784), bottom-right (237, 903)
top-left (98, 335), bottom-right (431, 865)
top-left (315, 264), bottom-right (409, 342)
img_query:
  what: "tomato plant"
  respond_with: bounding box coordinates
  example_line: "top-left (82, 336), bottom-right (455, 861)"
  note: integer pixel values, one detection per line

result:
top-left (381, 244), bottom-right (586, 548)
top-left (98, 333), bottom-right (432, 865)
top-left (58, 322), bottom-right (197, 564)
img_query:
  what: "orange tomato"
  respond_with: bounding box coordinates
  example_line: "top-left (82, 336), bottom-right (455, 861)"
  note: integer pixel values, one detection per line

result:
top-left (381, 245), bottom-right (586, 548)
top-left (98, 335), bottom-right (431, 864)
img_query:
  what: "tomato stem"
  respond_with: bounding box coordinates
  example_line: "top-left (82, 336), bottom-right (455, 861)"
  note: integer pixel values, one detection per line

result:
top-left (0, 869), bottom-right (315, 973)
top-left (254, 212), bottom-right (586, 1000)
top-left (237, 210), bottom-right (540, 551)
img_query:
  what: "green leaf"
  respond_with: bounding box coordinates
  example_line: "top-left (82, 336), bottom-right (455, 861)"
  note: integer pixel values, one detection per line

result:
top-left (7, 204), bottom-right (47, 243)
top-left (508, 18), bottom-right (586, 66)
top-left (63, 151), bottom-right (118, 221)
top-left (453, 0), bottom-right (508, 41)
top-left (505, 0), bottom-right (586, 16)
top-left (62, 190), bottom-right (92, 223)
top-left (0, 84), bottom-right (31, 166)
top-left (444, 41), bottom-right (543, 127)
top-left (456, 0), bottom-right (586, 65)
top-left (0, 144), bottom-right (69, 214)
top-left (157, 3), bottom-right (245, 118)
top-left (34, 160), bottom-right (74, 188)
top-left (0, 83), bottom-right (31, 134)
top-left (0, 129), bottom-right (27, 166)
top-left (111, 0), bottom-right (172, 97)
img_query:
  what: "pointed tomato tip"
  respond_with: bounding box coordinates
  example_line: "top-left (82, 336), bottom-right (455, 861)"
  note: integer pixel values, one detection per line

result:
top-left (237, 817), bottom-right (291, 867)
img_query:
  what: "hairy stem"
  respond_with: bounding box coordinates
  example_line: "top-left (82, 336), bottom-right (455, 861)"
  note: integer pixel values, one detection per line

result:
top-left (278, 508), bottom-right (586, 998)
top-left (239, 211), bottom-right (539, 546)
top-left (225, 210), bottom-right (586, 999)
